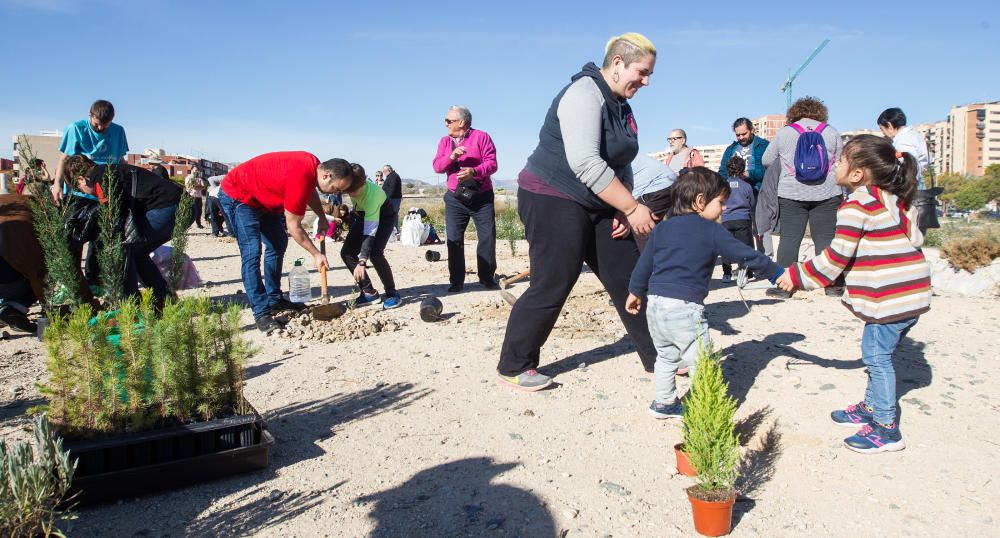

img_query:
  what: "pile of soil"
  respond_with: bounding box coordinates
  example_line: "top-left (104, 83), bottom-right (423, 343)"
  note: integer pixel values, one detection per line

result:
top-left (277, 308), bottom-right (405, 342)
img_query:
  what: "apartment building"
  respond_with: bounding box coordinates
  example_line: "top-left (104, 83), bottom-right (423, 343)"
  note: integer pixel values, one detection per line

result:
top-left (753, 114), bottom-right (786, 141)
top-left (949, 101), bottom-right (1000, 176)
top-left (11, 133), bottom-right (62, 178)
top-left (649, 143), bottom-right (728, 173)
top-left (916, 120), bottom-right (951, 175)
top-left (125, 149), bottom-right (229, 178)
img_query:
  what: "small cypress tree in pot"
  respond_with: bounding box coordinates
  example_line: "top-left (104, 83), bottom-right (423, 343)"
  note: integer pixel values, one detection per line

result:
top-left (682, 339), bottom-right (740, 536)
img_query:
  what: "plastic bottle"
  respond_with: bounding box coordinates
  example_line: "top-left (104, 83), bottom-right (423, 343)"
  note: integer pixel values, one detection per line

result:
top-left (288, 259), bottom-right (312, 303)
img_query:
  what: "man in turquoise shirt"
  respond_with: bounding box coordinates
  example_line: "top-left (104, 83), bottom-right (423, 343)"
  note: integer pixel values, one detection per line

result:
top-left (51, 99), bottom-right (128, 204)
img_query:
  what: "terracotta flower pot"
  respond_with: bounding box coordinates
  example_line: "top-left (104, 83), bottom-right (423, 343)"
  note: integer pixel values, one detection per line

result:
top-left (687, 486), bottom-right (736, 536)
top-left (674, 443), bottom-right (697, 477)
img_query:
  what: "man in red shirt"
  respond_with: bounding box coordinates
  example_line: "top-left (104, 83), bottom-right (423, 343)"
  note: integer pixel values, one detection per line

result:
top-left (219, 151), bottom-right (334, 333)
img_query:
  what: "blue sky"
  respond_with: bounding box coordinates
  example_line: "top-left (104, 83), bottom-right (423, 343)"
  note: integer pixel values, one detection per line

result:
top-left (1, 0), bottom-right (997, 181)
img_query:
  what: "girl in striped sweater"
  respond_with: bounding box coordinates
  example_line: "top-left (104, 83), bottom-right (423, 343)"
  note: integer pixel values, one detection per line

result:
top-left (776, 134), bottom-right (930, 454)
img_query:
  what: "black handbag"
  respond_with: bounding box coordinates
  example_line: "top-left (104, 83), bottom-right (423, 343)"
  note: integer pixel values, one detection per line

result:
top-left (454, 178), bottom-right (480, 205)
top-left (121, 168), bottom-right (148, 246)
top-left (66, 197), bottom-right (101, 244)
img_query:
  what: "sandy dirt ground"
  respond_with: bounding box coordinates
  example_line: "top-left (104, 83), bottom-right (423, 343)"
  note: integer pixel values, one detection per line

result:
top-left (2, 226), bottom-right (998, 537)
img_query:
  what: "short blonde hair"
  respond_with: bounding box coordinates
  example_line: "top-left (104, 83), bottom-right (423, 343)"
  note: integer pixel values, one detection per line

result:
top-left (602, 32), bottom-right (656, 69)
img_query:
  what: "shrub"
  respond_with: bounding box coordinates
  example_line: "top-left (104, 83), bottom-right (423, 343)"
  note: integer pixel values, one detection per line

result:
top-left (495, 204), bottom-right (524, 256)
top-left (168, 191), bottom-right (194, 293)
top-left (940, 232), bottom-right (1000, 272)
top-left (38, 294), bottom-right (256, 439)
top-left (0, 414), bottom-right (77, 537)
top-left (683, 339), bottom-right (739, 493)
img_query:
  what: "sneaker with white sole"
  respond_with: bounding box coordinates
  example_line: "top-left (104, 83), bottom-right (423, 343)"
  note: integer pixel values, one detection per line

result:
top-left (497, 369), bottom-right (552, 392)
top-left (382, 293), bottom-right (403, 310)
top-left (831, 401), bottom-right (874, 427)
top-left (354, 290), bottom-right (382, 307)
top-left (648, 399), bottom-right (684, 419)
top-left (844, 422), bottom-right (905, 454)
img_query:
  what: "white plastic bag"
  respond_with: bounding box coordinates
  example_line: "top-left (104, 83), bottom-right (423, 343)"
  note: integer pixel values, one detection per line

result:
top-left (400, 214), bottom-right (428, 246)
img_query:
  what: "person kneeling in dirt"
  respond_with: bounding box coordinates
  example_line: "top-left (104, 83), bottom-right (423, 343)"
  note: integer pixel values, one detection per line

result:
top-left (318, 159), bottom-right (402, 310)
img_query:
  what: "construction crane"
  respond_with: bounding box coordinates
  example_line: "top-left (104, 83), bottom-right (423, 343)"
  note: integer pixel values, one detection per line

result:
top-left (780, 39), bottom-right (830, 110)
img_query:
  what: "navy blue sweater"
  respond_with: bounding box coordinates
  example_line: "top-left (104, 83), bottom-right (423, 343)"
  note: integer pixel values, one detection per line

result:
top-left (629, 213), bottom-right (783, 304)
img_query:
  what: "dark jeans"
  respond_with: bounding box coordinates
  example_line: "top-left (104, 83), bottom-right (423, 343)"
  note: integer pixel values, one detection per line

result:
top-left (341, 201), bottom-right (397, 296)
top-left (721, 219), bottom-right (754, 276)
top-left (205, 196), bottom-right (228, 235)
top-left (444, 189), bottom-right (496, 286)
top-left (497, 189), bottom-right (657, 376)
top-left (0, 257), bottom-right (36, 312)
top-left (190, 197), bottom-right (204, 227)
top-left (124, 204), bottom-right (177, 302)
top-left (776, 196), bottom-right (841, 268)
top-left (218, 190), bottom-right (288, 320)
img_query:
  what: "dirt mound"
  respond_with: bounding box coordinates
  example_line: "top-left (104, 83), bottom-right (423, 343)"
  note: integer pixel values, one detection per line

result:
top-left (277, 308), bottom-right (405, 342)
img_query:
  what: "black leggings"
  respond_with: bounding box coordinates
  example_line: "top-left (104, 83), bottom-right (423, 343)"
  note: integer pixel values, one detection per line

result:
top-left (497, 189), bottom-right (656, 376)
top-left (722, 219), bottom-right (754, 276)
top-left (341, 202), bottom-right (397, 296)
top-left (776, 196), bottom-right (841, 267)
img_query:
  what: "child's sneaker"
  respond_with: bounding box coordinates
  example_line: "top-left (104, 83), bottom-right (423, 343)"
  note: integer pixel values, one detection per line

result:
top-left (831, 401), bottom-right (874, 427)
top-left (844, 422), bottom-right (905, 454)
top-left (648, 399), bottom-right (684, 419)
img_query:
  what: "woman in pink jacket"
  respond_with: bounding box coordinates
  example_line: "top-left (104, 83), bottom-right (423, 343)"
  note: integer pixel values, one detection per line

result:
top-left (432, 105), bottom-right (499, 292)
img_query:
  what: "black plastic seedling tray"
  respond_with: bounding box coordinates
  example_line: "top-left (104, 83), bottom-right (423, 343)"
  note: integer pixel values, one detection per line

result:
top-left (65, 410), bottom-right (273, 505)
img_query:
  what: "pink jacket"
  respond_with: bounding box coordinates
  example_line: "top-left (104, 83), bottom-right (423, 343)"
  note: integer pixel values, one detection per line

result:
top-left (432, 128), bottom-right (498, 192)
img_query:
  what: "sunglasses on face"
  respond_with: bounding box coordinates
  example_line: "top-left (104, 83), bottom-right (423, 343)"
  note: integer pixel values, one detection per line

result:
top-left (445, 119), bottom-right (461, 125)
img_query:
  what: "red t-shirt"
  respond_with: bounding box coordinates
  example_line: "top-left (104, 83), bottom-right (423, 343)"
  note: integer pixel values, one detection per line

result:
top-left (221, 151), bottom-right (320, 215)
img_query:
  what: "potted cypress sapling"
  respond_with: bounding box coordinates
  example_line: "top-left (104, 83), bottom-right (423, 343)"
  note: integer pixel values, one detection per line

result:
top-left (682, 339), bottom-right (740, 537)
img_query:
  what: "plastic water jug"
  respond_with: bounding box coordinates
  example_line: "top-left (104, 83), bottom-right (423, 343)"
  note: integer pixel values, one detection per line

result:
top-left (288, 259), bottom-right (312, 303)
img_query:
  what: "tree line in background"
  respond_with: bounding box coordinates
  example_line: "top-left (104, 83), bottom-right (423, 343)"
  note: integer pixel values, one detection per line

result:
top-left (936, 164), bottom-right (1000, 214)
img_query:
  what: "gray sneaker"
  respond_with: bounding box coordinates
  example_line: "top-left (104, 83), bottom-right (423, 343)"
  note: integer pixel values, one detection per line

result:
top-left (497, 369), bottom-right (553, 392)
top-left (648, 399), bottom-right (684, 419)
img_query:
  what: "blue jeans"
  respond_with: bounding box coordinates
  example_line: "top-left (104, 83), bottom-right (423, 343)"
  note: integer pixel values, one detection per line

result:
top-left (124, 204), bottom-right (177, 302)
top-left (218, 190), bottom-right (288, 320)
top-left (647, 295), bottom-right (709, 403)
top-left (862, 317), bottom-right (919, 425)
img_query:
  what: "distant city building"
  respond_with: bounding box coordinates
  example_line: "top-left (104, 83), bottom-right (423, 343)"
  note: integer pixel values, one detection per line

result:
top-left (696, 144), bottom-right (729, 173)
top-left (840, 128), bottom-right (879, 143)
top-left (948, 100), bottom-right (1000, 176)
top-left (125, 149), bottom-right (230, 178)
top-left (753, 114), bottom-right (785, 141)
top-left (916, 120), bottom-right (951, 176)
top-left (11, 133), bottom-right (61, 179)
top-left (0, 158), bottom-right (13, 171)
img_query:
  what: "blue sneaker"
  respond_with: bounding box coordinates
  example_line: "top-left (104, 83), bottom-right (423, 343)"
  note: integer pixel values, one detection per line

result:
top-left (844, 422), bottom-right (905, 454)
top-left (648, 399), bottom-right (683, 419)
top-left (354, 291), bottom-right (381, 307)
top-left (831, 401), bottom-right (874, 427)
top-left (382, 293), bottom-right (403, 310)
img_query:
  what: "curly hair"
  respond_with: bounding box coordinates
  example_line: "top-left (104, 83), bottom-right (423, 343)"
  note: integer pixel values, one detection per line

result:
top-left (64, 154), bottom-right (96, 182)
top-left (786, 96), bottom-right (828, 124)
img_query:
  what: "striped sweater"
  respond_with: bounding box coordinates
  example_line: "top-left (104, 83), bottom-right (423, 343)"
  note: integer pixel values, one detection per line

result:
top-left (788, 185), bottom-right (931, 323)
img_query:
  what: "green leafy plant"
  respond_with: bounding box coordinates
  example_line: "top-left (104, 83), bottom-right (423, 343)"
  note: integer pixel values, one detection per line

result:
top-left (683, 338), bottom-right (740, 494)
top-left (495, 203), bottom-right (524, 256)
top-left (0, 414), bottom-right (77, 538)
top-left (167, 191), bottom-right (194, 293)
top-left (38, 295), bottom-right (256, 439)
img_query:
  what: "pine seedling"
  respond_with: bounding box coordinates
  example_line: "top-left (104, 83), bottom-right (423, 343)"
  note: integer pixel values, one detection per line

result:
top-left (167, 191), bottom-right (194, 293)
top-left (682, 338), bottom-right (740, 493)
top-left (96, 162), bottom-right (124, 303)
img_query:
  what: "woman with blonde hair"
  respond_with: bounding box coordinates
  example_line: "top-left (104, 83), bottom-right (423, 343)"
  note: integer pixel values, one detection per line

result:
top-left (496, 33), bottom-right (659, 391)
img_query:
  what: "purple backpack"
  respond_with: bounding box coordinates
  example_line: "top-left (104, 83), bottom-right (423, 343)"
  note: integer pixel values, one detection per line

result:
top-left (787, 122), bottom-right (830, 183)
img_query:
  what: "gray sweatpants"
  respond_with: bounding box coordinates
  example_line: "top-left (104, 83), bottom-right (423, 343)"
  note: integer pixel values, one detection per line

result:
top-left (646, 295), bottom-right (710, 403)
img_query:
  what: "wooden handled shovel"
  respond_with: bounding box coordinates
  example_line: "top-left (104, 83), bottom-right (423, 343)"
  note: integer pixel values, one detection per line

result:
top-left (312, 237), bottom-right (345, 321)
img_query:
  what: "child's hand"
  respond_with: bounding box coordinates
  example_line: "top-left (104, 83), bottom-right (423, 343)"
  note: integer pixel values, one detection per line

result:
top-left (776, 271), bottom-right (795, 292)
top-left (625, 293), bottom-right (642, 315)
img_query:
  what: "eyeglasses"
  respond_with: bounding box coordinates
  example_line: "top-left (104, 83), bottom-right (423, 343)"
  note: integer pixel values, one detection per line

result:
top-left (445, 119), bottom-right (461, 125)
top-left (667, 137), bottom-right (684, 142)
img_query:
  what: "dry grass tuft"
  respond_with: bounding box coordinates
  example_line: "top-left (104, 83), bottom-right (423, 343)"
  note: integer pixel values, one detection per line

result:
top-left (940, 232), bottom-right (1000, 272)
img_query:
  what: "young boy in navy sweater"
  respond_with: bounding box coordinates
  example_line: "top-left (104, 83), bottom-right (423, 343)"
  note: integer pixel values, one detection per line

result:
top-left (720, 156), bottom-right (757, 283)
top-left (626, 168), bottom-right (782, 418)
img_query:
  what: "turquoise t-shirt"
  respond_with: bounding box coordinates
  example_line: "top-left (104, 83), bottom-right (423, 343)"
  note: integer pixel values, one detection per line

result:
top-left (59, 119), bottom-right (129, 164)
top-left (351, 181), bottom-right (387, 236)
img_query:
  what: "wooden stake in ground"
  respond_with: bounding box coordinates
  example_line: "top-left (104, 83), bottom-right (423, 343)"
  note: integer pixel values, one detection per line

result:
top-left (311, 238), bottom-right (345, 321)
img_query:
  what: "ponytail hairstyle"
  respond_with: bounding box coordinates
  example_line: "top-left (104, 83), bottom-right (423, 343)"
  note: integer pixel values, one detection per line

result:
top-left (725, 155), bottom-right (746, 178)
top-left (319, 158), bottom-right (367, 192)
top-left (842, 134), bottom-right (918, 208)
top-left (670, 166), bottom-right (731, 216)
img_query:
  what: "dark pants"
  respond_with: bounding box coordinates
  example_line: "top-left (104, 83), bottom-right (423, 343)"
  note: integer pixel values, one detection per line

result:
top-left (776, 196), bottom-right (841, 267)
top-left (497, 189), bottom-right (657, 376)
top-left (218, 190), bottom-right (288, 320)
top-left (341, 202), bottom-right (397, 296)
top-left (444, 189), bottom-right (497, 286)
top-left (205, 196), bottom-right (227, 235)
top-left (0, 257), bottom-right (36, 312)
top-left (124, 205), bottom-right (177, 303)
top-left (722, 219), bottom-right (754, 276)
top-left (190, 197), bottom-right (204, 227)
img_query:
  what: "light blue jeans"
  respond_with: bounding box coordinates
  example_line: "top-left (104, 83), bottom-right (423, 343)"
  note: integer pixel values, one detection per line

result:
top-left (862, 317), bottom-right (919, 425)
top-left (646, 295), bottom-right (709, 404)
